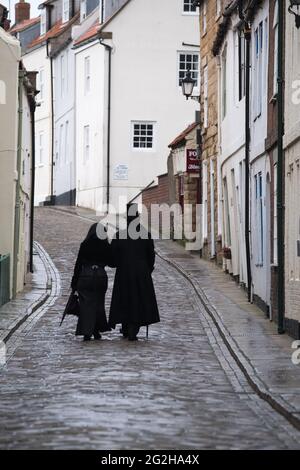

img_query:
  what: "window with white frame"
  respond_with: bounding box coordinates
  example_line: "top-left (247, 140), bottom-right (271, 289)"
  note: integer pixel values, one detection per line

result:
top-left (203, 66), bottom-right (208, 128)
top-left (62, 0), bottom-right (70, 23)
top-left (202, 1), bottom-right (207, 35)
top-left (254, 21), bottom-right (264, 119)
top-left (202, 161), bottom-right (208, 240)
top-left (216, 0), bottom-right (222, 17)
top-left (59, 124), bottom-right (64, 165)
top-left (80, 0), bottom-right (87, 22)
top-left (132, 122), bottom-right (155, 150)
top-left (221, 45), bottom-right (227, 119)
top-left (61, 54), bottom-right (65, 97)
top-left (38, 132), bottom-right (44, 166)
top-left (238, 32), bottom-right (246, 101)
top-left (223, 176), bottom-right (231, 246)
top-left (37, 68), bottom-right (45, 102)
top-left (40, 9), bottom-right (46, 35)
top-left (65, 50), bottom-right (69, 93)
top-left (83, 125), bottom-right (90, 162)
top-left (255, 172), bottom-right (264, 265)
top-left (273, 162), bottom-right (278, 265)
top-left (65, 121), bottom-right (69, 163)
top-left (178, 52), bottom-right (199, 88)
top-left (84, 56), bottom-right (91, 94)
top-left (183, 0), bottom-right (197, 14)
top-left (273, 0), bottom-right (279, 96)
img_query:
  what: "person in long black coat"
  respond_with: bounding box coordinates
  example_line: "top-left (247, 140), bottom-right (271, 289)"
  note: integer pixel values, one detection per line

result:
top-left (71, 223), bottom-right (112, 341)
top-left (108, 205), bottom-right (160, 341)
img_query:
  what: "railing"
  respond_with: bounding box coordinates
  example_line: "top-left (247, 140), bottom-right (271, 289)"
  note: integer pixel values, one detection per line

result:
top-left (0, 254), bottom-right (10, 307)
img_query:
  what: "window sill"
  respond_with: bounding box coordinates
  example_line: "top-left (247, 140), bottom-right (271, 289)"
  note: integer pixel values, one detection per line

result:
top-left (182, 12), bottom-right (199, 16)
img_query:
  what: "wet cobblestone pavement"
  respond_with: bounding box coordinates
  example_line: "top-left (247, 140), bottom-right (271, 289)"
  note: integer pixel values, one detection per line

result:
top-left (0, 207), bottom-right (300, 449)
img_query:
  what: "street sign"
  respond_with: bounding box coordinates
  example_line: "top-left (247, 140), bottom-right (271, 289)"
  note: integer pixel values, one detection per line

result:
top-left (186, 149), bottom-right (200, 173)
top-left (113, 164), bottom-right (128, 180)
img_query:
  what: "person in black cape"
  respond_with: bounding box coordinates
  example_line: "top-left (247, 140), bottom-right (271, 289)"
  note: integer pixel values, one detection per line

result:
top-left (108, 204), bottom-right (160, 341)
top-left (71, 223), bottom-right (112, 341)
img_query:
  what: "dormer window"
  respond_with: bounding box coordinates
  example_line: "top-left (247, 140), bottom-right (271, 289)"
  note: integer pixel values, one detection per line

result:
top-left (40, 8), bottom-right (46, 35)
top-left (62, 0), bottom-right (70, 23)
top-left (80, 0), bottom-right (87, 22)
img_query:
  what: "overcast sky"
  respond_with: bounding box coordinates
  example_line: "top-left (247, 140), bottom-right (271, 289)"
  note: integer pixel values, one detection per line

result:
top-left (2, 0), bottom-right (40, 24)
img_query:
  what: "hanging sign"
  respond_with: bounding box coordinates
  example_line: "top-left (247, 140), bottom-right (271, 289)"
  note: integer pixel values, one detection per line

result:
top-left (186, 149), bottom-right (200, 173)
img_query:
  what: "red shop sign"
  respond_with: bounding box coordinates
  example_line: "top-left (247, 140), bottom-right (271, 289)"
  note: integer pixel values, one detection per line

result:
top-left (186, 149), bottom-right (200, 173)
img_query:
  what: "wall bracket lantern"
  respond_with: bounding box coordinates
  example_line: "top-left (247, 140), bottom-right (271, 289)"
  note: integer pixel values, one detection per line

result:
top-left (181, 68), bottom-right (200, 102)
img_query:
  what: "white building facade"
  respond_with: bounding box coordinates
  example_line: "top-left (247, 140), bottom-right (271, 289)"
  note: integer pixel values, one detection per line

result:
top-left (249, 0), bottom-right (271, 310)
top-left (75, 0), bottom-right (199, 213)
top-left (0, 25), bottom-right (36, 301)
top-left (22, 44), bottom-right (52, 205)
top-left (52, 39), bottom-right (77, 204)
top-left (218, 11), bottom-right (247, 286)
top-left (284, 3), bottom-right (300, 337)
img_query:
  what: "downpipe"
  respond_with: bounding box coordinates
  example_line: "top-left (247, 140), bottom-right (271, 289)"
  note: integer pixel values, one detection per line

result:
top-left (244, 23), bottom-right (252, 303)
top-left (99, 38), bottom-right (112, 210)
top-left (277, 0), bottom-right (285, 335)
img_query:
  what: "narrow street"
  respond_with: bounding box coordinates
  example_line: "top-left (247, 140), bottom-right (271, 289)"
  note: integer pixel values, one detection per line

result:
top-left (0, 207), bottom-right (299, 450)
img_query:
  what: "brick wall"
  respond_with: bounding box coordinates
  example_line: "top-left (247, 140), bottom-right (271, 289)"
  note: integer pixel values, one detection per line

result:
top-left (142, 173), bottom-right (170, 237)
top-left (142, 173), bottom-right (169, 211)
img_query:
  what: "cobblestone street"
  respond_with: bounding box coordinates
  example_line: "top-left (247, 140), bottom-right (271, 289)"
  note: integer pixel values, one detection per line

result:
top-left (0, 207), bottom-right (300, 450)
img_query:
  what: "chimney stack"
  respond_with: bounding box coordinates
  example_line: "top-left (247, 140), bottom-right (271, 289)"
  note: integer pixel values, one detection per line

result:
top-left (0, 4), bottom-right (10, 30)
top-left (15, 0), bottom-right (30, 25)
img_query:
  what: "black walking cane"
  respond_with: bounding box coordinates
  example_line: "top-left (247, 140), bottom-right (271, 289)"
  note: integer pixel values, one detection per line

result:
top-left (146, 325), bottom-right (149, 339)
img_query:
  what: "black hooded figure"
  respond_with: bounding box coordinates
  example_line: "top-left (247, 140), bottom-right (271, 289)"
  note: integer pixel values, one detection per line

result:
top-left (71, 223), bottom-right (112, 341)
top-left (108, 204), bottom-right (160, 341)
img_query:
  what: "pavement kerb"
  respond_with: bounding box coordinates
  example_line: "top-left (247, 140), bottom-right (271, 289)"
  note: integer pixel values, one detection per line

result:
top-left (155, 247), bottom-right (300, 432)
top-left (1, 242), bottom-right (54, 345)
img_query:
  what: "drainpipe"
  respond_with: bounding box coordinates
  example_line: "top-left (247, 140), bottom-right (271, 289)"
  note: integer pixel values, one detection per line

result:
top-left (13, 69), bottom-right (24, 297)
top-left (277, 0), bottom-right (285, 334)
top-left (46, 39), bottom-right (55, 204)
top-left (244, 22), bottom-right (252, 303)
top-left (29, 94), bottom-right (36, 273)
top-left (99, 38), bottom-right (112, 209)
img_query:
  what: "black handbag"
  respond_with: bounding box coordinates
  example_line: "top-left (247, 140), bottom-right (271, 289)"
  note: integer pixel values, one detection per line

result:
top-left (60, 291), bottom-right (80, 326)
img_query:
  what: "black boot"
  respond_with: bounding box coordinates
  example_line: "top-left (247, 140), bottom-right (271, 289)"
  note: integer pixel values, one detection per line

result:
top-left (128, 324), bottom-right (139, 341)
top-left (83, 335), bottom-right (91, 341)
top-left (120, 324), bottom-right (128, 338)
top-left (93, 332), bottom-right (102, 340)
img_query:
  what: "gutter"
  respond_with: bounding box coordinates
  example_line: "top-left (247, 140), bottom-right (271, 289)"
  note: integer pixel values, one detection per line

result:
top-left (99, 38), bottom-right (113, 210)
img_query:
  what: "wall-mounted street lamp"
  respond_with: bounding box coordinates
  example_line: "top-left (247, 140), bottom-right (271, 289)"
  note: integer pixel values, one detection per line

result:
top-left (289, 0), bottom-right (300, 28)
top-left (181, 68), bottom-right (200, 102)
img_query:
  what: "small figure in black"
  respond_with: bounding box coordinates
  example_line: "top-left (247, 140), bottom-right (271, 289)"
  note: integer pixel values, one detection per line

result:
top-left (71, 223), bottom-right (112, 341)
top-left (109, 204), bottom-right (160, 341)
